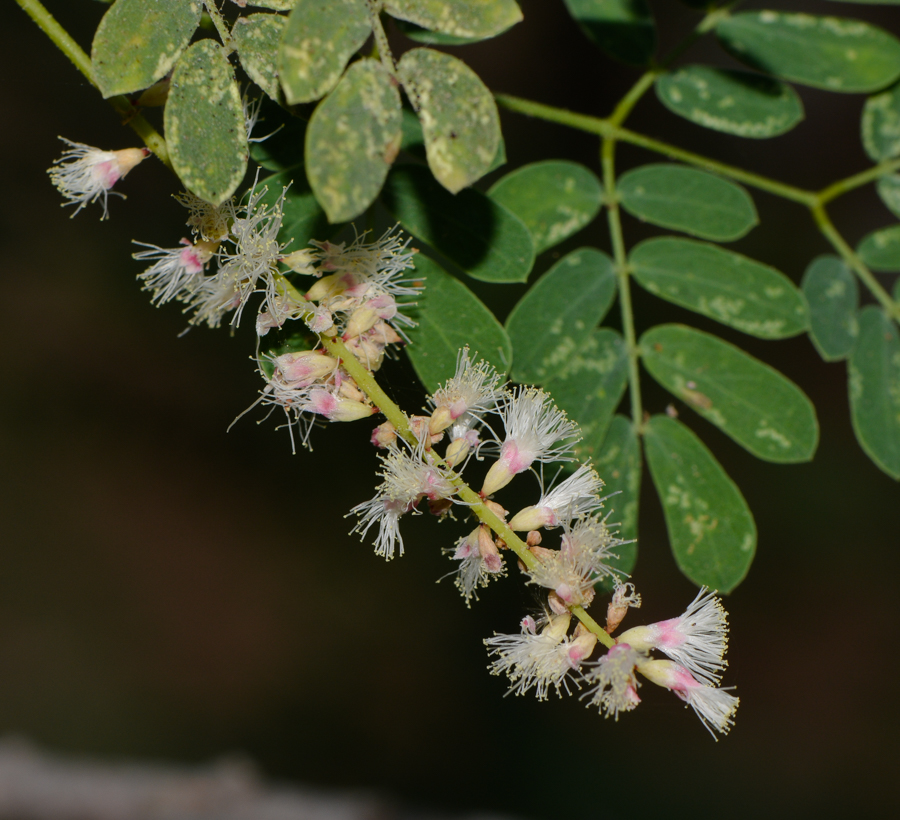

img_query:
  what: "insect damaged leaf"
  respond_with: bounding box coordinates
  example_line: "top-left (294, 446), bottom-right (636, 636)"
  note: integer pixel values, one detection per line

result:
top-left (385, 0), bottom-right (523, 40)
top-left (644, 415), bottom-right (756, 593)
top-left (640, 324), bottom-right (819, 463)
top-left (279, 0), bottom-right (371, 104)
top-left (92, 0), bottom-right (201, 98)
top-left (398, 48), bottom-right (501, 193)
top-left (165, 40), bottom-right (248, 206)
top-left (306, 59), bottom-right (402, 223)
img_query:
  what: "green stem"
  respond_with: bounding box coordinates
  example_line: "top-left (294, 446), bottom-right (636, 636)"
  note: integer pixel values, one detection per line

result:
top-left (318, 330), bottom-right (615, 648)
top-left (818, 157), bottom-right (900, 204)
top-left (495, 94), bottom-right (817, 206)
top-left (602, 138), bottom-right (644, 432)
top-left (14, 0), bottom-right (172, 168)
top-left (203, 0), bottom-right (235, 54)
top-left (811, 204), bottom-right (900, 321)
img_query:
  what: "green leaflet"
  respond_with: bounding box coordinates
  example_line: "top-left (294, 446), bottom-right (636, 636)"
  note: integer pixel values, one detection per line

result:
top-left (246, 1), bottom-right (297, 9)
top-left (857, 225), bottom-right (900, 272)
top-left (279, 0), bottom-right (371, 104)
top-left (382, 166), bottom-right (534, 284)
top-left (640, 324), bottom-right (819, 463)
top-left (877, 175), bottom-right (900, 218)
top-left (505, 248), bottom-right (616, 384)
top-left (404, 256), bottom-right (512, 393)
top-left (630, 237), bottom-right (808, 339)
top-left (305, 60), bottom-right (402, 223)
top-left (849, 307), bottom-right (900, 480)
top-left (165, 40), bottom-right (248, 206)
top-left (655, 65), bottom-right (804, 139)
top-left (398, 49), bottom-right (500, 194)
top-left (562, 0), bottom-right (655, 66)
top-left (487, 161), bottom-right (604, 254)
top-left (618, 164), bottom-right (758, 242)
top-left (801, 255), bottom-right (859, 362)
top-left (717, 11), bottom-right (900, 94)
top-left (91, 0), bottom-right (201, 98)
top-left (399, 107), bottom-right (506, 173)
top-left (894, 278), bottom-right (900, 302)
top-left (256, 169), bottom-right (328, 251)
top-left (544, 328), bottom-right (629, 468)
top-left (643, 415), bottom-right (756, 593)
top-left (862, 82), bottom-right (900, 161)
top-left (393, 19), bottom-right (491, 46)
top-left (385, 0), bottom-right (522, 39)
top-left (590, 416), bottom-right (640, 570)
top-left (232, 13), bottom-right (285, 102)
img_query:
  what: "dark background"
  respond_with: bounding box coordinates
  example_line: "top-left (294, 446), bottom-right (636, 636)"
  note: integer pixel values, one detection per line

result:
top-left (3, 1), bottom-right (899, 817)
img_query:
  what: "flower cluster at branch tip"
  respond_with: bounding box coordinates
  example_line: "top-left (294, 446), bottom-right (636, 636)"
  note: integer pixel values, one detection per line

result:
top-left (115, 169), bottom-right (739, 737)
top-left (48, 138), bottom-right (149, 219)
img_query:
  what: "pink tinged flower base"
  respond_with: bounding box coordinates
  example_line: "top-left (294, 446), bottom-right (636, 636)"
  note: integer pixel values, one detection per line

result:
top-left (481, 440), bottom-right (533, 497)
top-left (305, 389), bottom-right (373, 422)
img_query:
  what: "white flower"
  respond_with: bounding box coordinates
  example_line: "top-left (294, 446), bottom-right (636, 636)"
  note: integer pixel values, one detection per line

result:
top-left (183, 272), bottom-right (243, 329)
top-left (637, 659), bottom-right (739, 738)
top-left (507, 464), bottom-right (604, 531)
top-left (605, 579), bottom-right (642, 634)
top-left (617, 587), bottom-right (729, 685)
top-left (581, 643), bottom-right (645, 720)
top-left (485, 614), bottom-right (596, 700)
top-left (351, 444), bottom-right (457, 560)
top-left (132, 239), bottom-right (217, 305)
top-left (174, 191), bottom-right (234, 242)
top-left (305, 228), bottom-right (421, 338)
top-left (48, 138), bottom-right (148, 219)
top-left (215, 182), bottom-right (289, 326)
top-left (524, 515), bottom-right (619, 607)
top-left (481, 388), bottom-right (580, 496)
top-left (429, 348), bottom-right (504, 432)
top-left (444, 526), bottom-right (506, 606)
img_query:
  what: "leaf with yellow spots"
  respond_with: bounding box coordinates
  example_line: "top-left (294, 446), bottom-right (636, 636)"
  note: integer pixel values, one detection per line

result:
top-left (92, 0), bottom-right (201, 98)
top-left (644, 415), bottom-right (756, 593)
top-left (398, 48), bottom-right (501, 194)
top-left (306, 59), bottom-right (402, 223)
